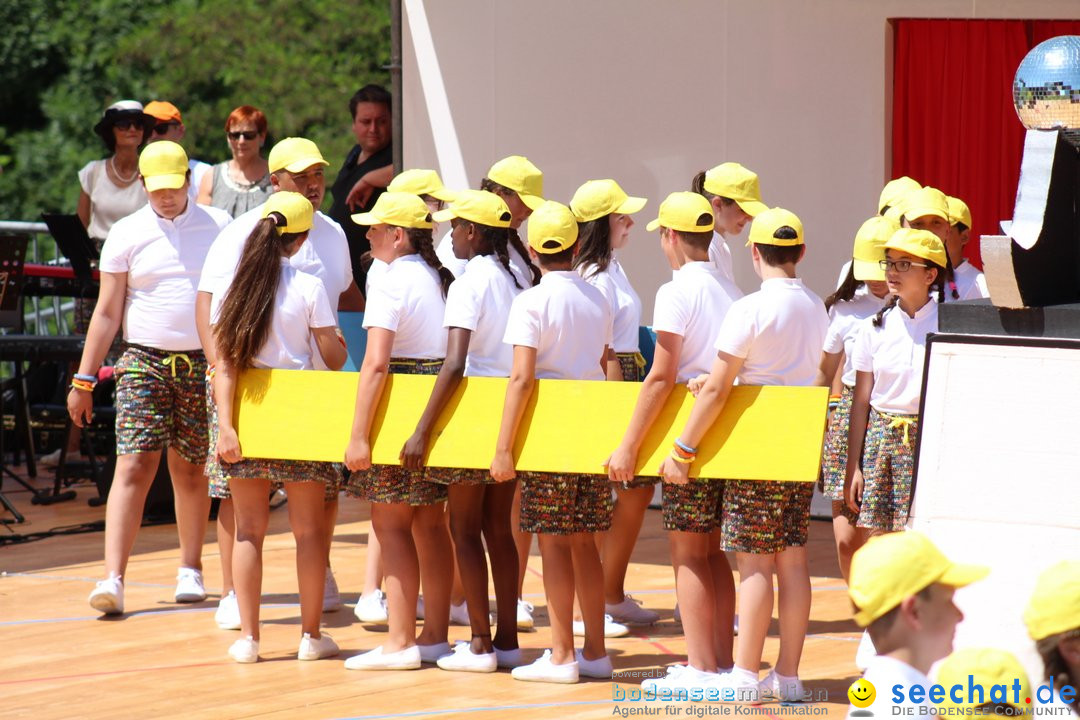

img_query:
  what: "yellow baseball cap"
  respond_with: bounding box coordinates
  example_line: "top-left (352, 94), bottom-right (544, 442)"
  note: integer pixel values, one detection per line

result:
top-left (703, 162), bottom-right (768, 216)
top-left (849, 531), bottom-right (988, 627)
top-left (387, 169), bottom-right (457, 202)
top-left (879, 176), bottom-right (921, 215)
top-left (268, 137), bottom-right (328, 174)
top-left (645, 192), bottom-right (714, 233)
top-left (569, 179), bottom-right (647, 223)
top-left (263, 191), bottom-right (313, 234)
top-left (884, 228), bottom-right (948, 269)
top-left (488, 155), bottom-right (545, 210)
top-left (1024, 560), bottom-right (1080, 641)
top-left (351, 191), bottom-right (434, 229)
top-left (902, 186), bottom-right (950, 223)
top-left (852, 216), bottom-right (899, 282)
top-left (747, 207), bottom-right (804, 247)
top-left (526, 201), bottom-right (578, 253)
top-left (144, 101), bottom-right (183, 123)
top-left (947, 196), bottom-right (972, 228)
top-left (431, 189), bottom-right (512, 228)
top-left (138, 141), bottom-right (189, 192)
top-left (936, 648), bottom-right (1032, 713)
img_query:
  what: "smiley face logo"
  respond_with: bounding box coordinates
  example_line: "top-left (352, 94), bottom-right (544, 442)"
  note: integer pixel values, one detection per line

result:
top-left (848, 678), bottom-right (876, 708)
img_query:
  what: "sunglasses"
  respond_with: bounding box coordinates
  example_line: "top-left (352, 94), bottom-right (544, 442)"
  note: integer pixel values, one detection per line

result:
top-left (880, 259), bottom-right (929, 272)
top-left (152, 121), bottom-right (180, 135)
top-left (113, 119), bottom-right (144, 131)
top-left (228, 130), bottom-right (258, 141)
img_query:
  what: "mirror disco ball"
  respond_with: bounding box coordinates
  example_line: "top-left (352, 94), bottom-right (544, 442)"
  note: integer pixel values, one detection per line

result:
top-left (1014, 35), bottom-right (1080, 146)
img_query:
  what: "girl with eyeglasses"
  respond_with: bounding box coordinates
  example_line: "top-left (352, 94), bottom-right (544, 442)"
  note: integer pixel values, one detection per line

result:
top-left (197, 105), bottom-right (272, 218)
top-left (845, 228), bottom-right (946, 535)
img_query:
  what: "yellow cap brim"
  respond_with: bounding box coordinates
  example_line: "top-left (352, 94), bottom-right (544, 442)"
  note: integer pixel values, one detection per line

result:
top-left (519, 193), bottom-right (545, 211)
top-left (939, 563), bottom-right (990, 589)
top-left (903, 206), bottom-right (949, 222)
top-left (852, 258), bottom-right (886, 282)
top-left (350, 212), bottom-right (380, 225)
top-left (430, 187), bottom-right (457, 202)
top-left (430, 208), bottom-right (456, 223)
top-left (645, 218), bottom-right (662, 232)
top-left (735, 198), bottom-right (768, 217)
top-left (279, 157), bottom-right (329, 174)
top-left (615, 196), bottom-right (647, 215)
top-left (143, 173), bottom-right (186, 192)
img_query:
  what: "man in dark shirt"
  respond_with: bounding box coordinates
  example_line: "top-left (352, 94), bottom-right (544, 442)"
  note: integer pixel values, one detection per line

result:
top-left (328, 84), bottom-right (394, 292)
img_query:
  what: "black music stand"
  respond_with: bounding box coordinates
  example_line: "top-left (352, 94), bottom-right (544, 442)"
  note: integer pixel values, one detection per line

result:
top-left (40, 213), bottom-right (98, 292)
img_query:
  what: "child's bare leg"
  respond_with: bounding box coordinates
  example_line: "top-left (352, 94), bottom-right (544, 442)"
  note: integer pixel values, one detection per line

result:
top-left (774, 545), bottom-right (810, 677)
top-left (670, 529), bottom-right (718, 672)
top-left (733, 551), bottom-right (776, 673)
top-left (707, 528), bottom-right (735, 670)
top-left (448, 484), bottom-right (493, 652)
top-left (413, 502), bottom-right (452, 646)
top-left (371, 502), bottom-right (419, 651)
top-left (571, 531), bottom-right (607, 661)
top-left (231, 478), bottom-right (272, 641)
top-left (537, 533), bottom-right (575, 664)
top-left (482, 482), bottom-right (519, 651)
top-left (603, 485), bottom-right (653, 604)
top-left (831, 501), bottom-right (864, 583)
top-left (287, 481), bottom-right (329, 637)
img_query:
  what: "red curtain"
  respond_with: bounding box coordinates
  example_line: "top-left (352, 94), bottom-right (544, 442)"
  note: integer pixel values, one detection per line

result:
top-left (892, 19), bottom-right (1080, 269)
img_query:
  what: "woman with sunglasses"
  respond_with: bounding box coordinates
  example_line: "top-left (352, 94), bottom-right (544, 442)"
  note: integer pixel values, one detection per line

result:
top-left (77, 100), bottom-right (155, 244)
top-left (196, 105), bottom-right (272, 218)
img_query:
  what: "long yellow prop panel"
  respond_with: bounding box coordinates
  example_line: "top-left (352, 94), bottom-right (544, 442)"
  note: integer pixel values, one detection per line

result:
top-left (234, 371), bottom-right (827, 481)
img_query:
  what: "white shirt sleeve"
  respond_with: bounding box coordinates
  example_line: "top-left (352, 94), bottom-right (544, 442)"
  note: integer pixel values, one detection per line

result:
top-left (823, 312), bottom-right (846, 354)
top-left (97, 223), bottom-right (131, 274)
top-left (502, 294), bottom-right (539, 349)
top-left (308, 279), bottom-right (337, 329)
top-left (443, 279), bottom-right (481, 332)
top-left (77, 161), bottom-right (96, 195)
top-left (714, 301), bottom-right (752, 358)
top-left (361, 279), bottom-right (402, 332)
top-left (851, 319), bottom-right (874, 373)
top-left (651, 285), bottom-right (687, 336)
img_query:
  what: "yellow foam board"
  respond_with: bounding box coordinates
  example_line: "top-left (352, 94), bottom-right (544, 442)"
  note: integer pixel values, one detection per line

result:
top-left (234, 370), bottom-right (827, 481)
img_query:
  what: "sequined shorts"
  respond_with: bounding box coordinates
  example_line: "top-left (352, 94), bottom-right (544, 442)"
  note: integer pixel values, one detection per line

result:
top-left (720, 480), bottom-right (814, 554)
top-left (857, 408), bottom-right (919, 532)
top-left (820, 385), bottom-right (858, 523)
top-left (517, 471), bottom-right (613, 535)
top-left (114, 344), bottom-right (208, 463)
top-left (662, 479), bottom-right (725, 533)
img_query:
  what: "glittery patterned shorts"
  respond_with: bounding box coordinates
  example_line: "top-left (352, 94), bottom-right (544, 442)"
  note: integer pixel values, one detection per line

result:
top-left (857, 408), bottom-right (919, 532)
top-left (616, 352), bottom-right (646, 382)
top-left (518, 471), bottom-right (613, 535)
top-left (820, 385), bottom-right (858, 523)
top-left (346, 357), bottom-right (449, 506)
top-left (114, 344), bottom-right (209, 463)
top-left (431, 467), bottom-right (497, 486)
top-left (721, 480), bottom-right (814, 554)
top-left (205, 374), bottom-right (342, 500)
top-left (662, 479), bottom-right (725, 533)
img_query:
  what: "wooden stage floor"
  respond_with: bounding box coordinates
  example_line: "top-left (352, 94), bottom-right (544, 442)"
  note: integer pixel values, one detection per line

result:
top-left (1, 474), bottom-right (861, 719)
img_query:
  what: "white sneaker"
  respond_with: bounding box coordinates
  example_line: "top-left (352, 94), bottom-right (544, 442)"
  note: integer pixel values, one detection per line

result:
top-left (322, 569), bottom-right (342, 612)
top-left (710, 668), bottom-right (762, 702)
top-left (516, 599), bottom-right (535, 630)
top-left (855, 630), bottom-right (876, 670)
top-left (495, 646), bottom-right (523, 669)
top-left (642, 664), bottom-right (720, 695)
top-left (215, 591), bottom-right (241, 630)
top-left (759, 670), bottom-right (805, 702)
top-left (297, 632), bottom-right (339, 661)
top-left (354, 589), bottom-right (389, 623)
top-left (573, 614), bottom-right (629, 638)
top-left (174, 567), bottom-right (206, 603)
top-left (605, 594), bottom-right (660, 625)
top-left (344, 645), bottom-right (422, 670)
top-left (228, 635), bottom-right (259, 663)
top-left (511, 649), bottom-right (578, 684)
top-left (39, 448), bottom-right (63, 468)
top-left (449, 600), bottom-right (470, 625)
top-left (436, 642), bottom-right (497, 673)
top-left (418, 641), bottom-right (451, 663)
top-left (88, 576), bottom-right (124, 615)
top-left (575, 649), bottom-right (613, 679)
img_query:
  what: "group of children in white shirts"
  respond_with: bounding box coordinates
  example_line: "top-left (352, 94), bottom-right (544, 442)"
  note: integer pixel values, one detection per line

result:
top-left (74, 134), bottom-right (1080, 712)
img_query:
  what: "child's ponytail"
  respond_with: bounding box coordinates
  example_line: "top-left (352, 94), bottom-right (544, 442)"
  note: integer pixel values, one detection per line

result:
top-left (825, 262), bottom-right (863, 312)
top-left (507, 227), bottom-right (540, 287)
top-left (487, 225), bottom-right (523, 290)
top-left (407, 227), bottom-right (455, 298)
top-left (872, 295), bottom-right (899, 328)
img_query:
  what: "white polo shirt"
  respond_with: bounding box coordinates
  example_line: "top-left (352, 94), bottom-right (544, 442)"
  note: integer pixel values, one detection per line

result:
top-left (947, 261), bottom-right (989, 301)
top-left (823, 292), bottom-right (890, 387)
top-left (579, 256), bottom-right (641, 353)
top-left (715, 277), bottom-right (828, 387)
top-left (847, 655), bottom-right (934, 719)
top-left (364, 253), bottom-right (448, 359)
top-left (199, 203), bottom-right (353, 320)
top-left (851, 299), bottom-right (938, 415)
top-left (443, 254), bottom-right (521, 377)
top-left (652, 261), bottom-right (742, 384)
top-left (709, 232), bottom-right (736, 284)
top-left (437, 227), bottom-right (534, 289)
top-left (503, 270), bottom-right (612, 381)
top-left (100, 201), bottom-right (230, 351)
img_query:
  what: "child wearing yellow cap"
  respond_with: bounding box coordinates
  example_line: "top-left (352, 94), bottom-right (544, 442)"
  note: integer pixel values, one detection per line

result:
top-left (490, 200), bottom-right (615, 684)
top-left (845, 228), bottom-right (946, 533)
top-left (1025, 560), bottom-right (1080, 715)
top-left (659, 208), bottom-right (828, 700)
top-left (818, 217), bottom-right (897, 582)
top-left (935, 648), bottom-right (1033, 716)
top-left (846, 531), bottom-right (987, 719)
top-left (691, 162), bottom-right (768, 284)
top-left (210, 191), bottom-right (348, 663)
top-left (944, 195), bottom-right (990, 301)
top-left (394, 189), bottom-right (525, 673)
top-left (343, 192), bottom-right (457, 671)
top-left (607, 192), bottom-right (742, 694)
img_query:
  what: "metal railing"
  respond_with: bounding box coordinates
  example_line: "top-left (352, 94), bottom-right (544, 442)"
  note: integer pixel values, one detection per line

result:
top-left (0, 220), bottom-right (73, 335)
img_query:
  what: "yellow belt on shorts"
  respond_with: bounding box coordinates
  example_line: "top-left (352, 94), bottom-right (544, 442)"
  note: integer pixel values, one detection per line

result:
top-left (881, 411), bottom-right (917, 447)
top-left (616, 351), bottom-right (647, 371)
top-left (162, 353), bottom-right (194, 377)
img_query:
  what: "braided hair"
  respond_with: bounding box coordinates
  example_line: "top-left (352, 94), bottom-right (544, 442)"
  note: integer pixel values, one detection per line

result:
top-left (405, 227), bottom-right (454, 298)
top-left (872, 259), bottom-right (945, 327)
top-left (480, 177), bottom-right (540, 286)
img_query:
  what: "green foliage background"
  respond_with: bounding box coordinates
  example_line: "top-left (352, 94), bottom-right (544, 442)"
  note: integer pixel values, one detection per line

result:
top-left (0, 0), bottom-right (391, 220)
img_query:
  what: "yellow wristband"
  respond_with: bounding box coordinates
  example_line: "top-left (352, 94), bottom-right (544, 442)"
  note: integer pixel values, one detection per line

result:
top-left (669, 451), bottom-right (694, 464)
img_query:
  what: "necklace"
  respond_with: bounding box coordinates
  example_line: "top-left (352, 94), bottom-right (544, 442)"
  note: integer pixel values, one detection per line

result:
top-left (109, 155), bottom-right (139, 184)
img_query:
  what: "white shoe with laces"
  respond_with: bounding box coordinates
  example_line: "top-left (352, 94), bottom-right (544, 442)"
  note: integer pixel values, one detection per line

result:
top-left (510, 649), bottom-right (578, 684)
top-left (605, 594), bottom-right (660, 625)
top-left (344, 644), bottom-right (421, 670)
top-left (572, 614), bottom-right (629, 638)
top-left (88, 576), bottom-right (124, 615)
top-left (174, 567), bottom-right (206, 603)
top-left (322, 569), bottom-right (342, 612)
top-left (215, 590), bottom-right (241, 630)
top-left (436, 642), bottom-right (497, 673)
top-left (516, 599), bottom-right (535, 630)
top-left (354, 589), bottom-right (388, 623)
top-left (641, 664), bottom-right (719, 695)
top-left (297, 632), bottom-right (339, 660)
